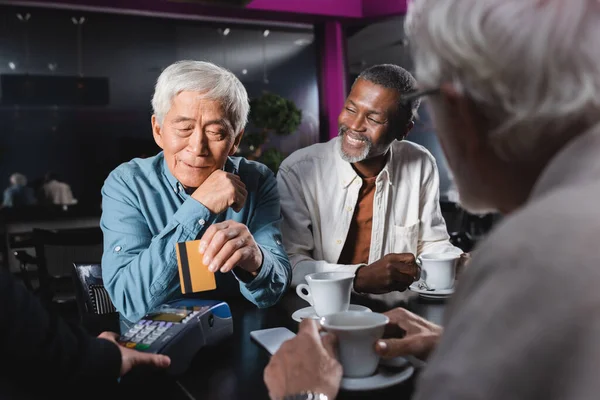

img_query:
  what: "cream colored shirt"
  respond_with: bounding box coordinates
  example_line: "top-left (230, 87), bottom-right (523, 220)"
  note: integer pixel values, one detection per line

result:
top-left (277, 137), bottom-right (460, 306)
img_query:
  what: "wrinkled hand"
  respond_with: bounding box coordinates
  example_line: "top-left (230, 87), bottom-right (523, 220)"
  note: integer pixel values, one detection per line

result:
top-left (374, 308), bottom-right (442, 361)
top-left (199, 220), bottom-right (262, 274)
top-left (264, 319), bottom-right (342, 400)
top-left (192, 170), bottom-right (248, 214)
top-left (354, 253), bottom-right (420, 294)
top-left (98, 332), bottom-right (171, 377)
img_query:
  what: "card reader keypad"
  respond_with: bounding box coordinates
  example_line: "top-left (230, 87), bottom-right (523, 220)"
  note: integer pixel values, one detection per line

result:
top-left (118, 311), bottom-right (200, 350)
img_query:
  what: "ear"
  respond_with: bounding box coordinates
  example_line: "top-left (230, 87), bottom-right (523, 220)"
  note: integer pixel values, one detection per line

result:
top-left (151, 115), bottom-right (164, 150)
top-left (398, 120), bottom-right (415, 141)
top-left (229, 129), bottom-right (244, 156)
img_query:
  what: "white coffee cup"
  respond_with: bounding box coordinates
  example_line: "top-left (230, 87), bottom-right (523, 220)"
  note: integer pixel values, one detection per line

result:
top-left (320, 311), bottom-right (389, 378)
top-left (418, 252), bottom-right (461, 290)
top-left (296, 272), bottom-right (355, 317)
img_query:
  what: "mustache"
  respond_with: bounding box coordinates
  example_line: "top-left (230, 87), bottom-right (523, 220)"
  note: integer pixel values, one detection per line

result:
top-left (338, 125), bottom-right (371, 144)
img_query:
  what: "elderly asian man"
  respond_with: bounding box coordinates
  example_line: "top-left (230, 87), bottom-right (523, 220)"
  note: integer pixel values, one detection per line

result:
top-left (101, 60), bottom-right (291, 323)
top-left (264, 0), bottom-right (600, 399)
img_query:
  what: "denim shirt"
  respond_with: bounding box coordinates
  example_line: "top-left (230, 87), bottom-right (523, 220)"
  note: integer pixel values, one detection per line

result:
top-left (100, 152), bottom-right (291, 322)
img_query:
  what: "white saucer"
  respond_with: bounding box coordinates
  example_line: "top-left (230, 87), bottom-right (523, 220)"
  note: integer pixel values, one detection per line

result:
top-left (409, 282), bottom-right (455, 299)
top-left (291, 304), bottom-right (372, 322)
top-left (340, 362), bottom-right (415, 391)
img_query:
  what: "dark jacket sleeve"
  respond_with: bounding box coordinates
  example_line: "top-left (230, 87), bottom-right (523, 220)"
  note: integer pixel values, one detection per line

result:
top-left (0, 270), bottom-right (122, 395)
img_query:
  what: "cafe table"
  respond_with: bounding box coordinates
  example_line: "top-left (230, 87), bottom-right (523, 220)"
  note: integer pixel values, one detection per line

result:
top-left (119, 291), bottom-right (448, 400)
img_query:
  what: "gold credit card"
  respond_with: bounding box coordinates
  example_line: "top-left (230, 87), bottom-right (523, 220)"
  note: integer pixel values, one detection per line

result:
top-left (176, 240), bottom-right (217, 294)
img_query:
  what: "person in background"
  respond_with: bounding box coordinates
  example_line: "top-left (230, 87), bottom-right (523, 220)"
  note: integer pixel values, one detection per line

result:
top-left (41, 171), bottom-right (78, 206)
top-left (0, 269), bottom-right (169, 399)
top-left (101, 60), bottom-right (291, 323)
top-left (278, 64), bottom-right (462, 307)
top-left (2, 172), bottom-right (36, 208)
top-left (264, 0), bottom-right (600, 399)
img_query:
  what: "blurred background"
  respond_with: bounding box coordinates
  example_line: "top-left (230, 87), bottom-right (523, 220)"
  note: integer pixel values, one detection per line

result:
top-left (0, 0), bottom-right (493, 309)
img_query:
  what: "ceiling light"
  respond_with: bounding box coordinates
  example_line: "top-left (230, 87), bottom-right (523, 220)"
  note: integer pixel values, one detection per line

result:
top-left (263, 29), bottom-right (270, 37)
top-left (242, 69), bottom-right (248, 75)
top-left (294, 38), bottom-right (311, 46)
top-left (8, 62), bottom-right (16, 70)
top-left (223, 28), bottom-right (230, 36)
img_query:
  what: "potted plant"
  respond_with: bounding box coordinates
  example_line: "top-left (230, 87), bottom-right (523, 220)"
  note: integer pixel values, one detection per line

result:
top-left (241, 92), bottom-right (302, 172)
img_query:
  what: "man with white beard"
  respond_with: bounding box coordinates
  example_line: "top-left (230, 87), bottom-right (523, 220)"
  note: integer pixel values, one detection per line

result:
top-left (277, 64), bottom-right (462, 306)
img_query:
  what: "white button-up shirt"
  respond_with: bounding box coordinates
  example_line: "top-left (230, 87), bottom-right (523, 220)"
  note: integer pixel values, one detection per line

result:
top-left (277, 137), bottom-right (460, 305)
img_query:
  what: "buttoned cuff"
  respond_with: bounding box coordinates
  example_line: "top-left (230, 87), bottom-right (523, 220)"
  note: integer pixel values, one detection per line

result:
top-left (242, 245), bottom-right (274, 292)
top-left (172, 197), bottom-right (218, 236)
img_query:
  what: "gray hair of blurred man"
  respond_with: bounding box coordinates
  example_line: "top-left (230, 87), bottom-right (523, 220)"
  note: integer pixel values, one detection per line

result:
top-left (405, 0), bottom-right (600, 163)
top-left (10, 173), bottom-right (27, 186)
top-left (151, 60), bottom-right (250, 136)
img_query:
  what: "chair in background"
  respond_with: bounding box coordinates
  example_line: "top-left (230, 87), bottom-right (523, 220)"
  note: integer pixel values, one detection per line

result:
top-left (31, 227), bottom-right (104, 312)
top-left (72, 263), bottom-right (120, 335)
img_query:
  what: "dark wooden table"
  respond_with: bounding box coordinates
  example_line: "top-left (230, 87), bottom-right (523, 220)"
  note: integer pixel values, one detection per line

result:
top-left (119, 292), bottom-right (448, 400)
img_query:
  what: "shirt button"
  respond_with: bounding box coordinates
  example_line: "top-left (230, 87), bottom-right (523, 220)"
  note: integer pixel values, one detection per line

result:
top-left (276, 240), bottom-right (282, 245)
top-left (346, 206), bottom-right (352, 212)
top-left (198, 219), bottom-right (206, 226)
top-left (114, 246), bottom-right (122, 252)
top-left (336, 240), bottom-right (342, 245)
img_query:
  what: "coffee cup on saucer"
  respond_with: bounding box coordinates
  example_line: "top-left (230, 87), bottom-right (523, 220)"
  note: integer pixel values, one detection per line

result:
top-left (417, 252), bottom-right (461, 290)
top-left (320, 311), bottom-right (389, 378)
top-left (296, 272), bottom-right (355, 317)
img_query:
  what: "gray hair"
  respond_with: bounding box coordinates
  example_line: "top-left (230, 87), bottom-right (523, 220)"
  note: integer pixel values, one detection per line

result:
top-left (151, 60), bottom-right (249, 136)
top-left (406, 0), bottom-right (600, 162)
top-left (355, 64), bottom-right (421, 124)
top-left (10, 173), bottom-right (27, 186)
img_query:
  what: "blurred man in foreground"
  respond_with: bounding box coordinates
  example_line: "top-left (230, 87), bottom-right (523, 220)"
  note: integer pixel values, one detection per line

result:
top-left (265, 0), bottom-right (600, 399)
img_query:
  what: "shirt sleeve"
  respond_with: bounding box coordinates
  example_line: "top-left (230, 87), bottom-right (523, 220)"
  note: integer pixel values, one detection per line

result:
top-left (236, 167), bottom-right (292, 308)
top-left (413, 234), bottom-right (595, 400)
top-left (100, 169), bottom-right (217, 322)
top-left (0, 269), bottom-right (121, 393)
top-left (417, 154), bottom-right (462, 256)
top-left (277, 166), bottom-right (364, 288)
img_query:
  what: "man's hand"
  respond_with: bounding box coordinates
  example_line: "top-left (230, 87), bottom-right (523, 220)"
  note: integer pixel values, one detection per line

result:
top-left (374, 308), bottom-right (442, 361)
top-left (192, 170), bottom-right (248, 214)
top-left (199, 220), bottom-right (263, 273)
top-left (354, 253), bottom-right (420, 294)
top-left (456, 252), bottom-right (471, 278)
top-left (264, 319), bottom-right (342, 400)
top-left (98, 332), bottom-right (171, 377)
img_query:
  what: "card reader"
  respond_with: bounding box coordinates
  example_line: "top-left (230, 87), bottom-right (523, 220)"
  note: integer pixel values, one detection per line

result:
top-left (119, 299), bottom-right (233, 375)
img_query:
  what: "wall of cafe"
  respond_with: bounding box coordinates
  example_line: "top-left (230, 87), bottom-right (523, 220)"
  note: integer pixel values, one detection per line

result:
top-left (0, 5), bottom-right (319, 207)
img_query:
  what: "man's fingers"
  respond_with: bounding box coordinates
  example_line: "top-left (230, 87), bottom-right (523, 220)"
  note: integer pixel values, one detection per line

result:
top-left (375, 337), bottom-right (422, 359)
top-left (203, 227), bottom-right (242, 271)
top-left (210, 235), bottom-right (247, 273)
top-left (383, 307), bottom-right (417, 330)
top-left (98, 331), bottom-right (119, 342)
top-left (321, 333), bottom-right (338, 359)
top-left (199, 222), bottom-right (228, 254)
top-left (132, 351), bottom-right (171, 369)
top-left (219, 247), bottom-right (250, 273)
top-left (298, 318), bottom-right (321, 339)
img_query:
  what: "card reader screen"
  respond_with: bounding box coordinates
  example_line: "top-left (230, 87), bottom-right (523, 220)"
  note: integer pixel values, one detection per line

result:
top-left (146, 311), bottom-right (189, 323)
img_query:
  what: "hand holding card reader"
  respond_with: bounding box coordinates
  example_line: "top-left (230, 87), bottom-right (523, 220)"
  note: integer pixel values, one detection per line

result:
top-left (119, 299), bottom-right (233, 375)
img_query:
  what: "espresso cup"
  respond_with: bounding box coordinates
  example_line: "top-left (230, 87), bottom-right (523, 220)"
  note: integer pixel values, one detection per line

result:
top-left (320, 311), bottom-right (389, 378)
top-left (296, 272), bottom-right (355, 317)
top-left (418, 252), bottom-right (461, 290)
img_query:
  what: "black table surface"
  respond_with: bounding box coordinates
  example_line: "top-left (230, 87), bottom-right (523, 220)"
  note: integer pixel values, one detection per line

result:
top-left (120, 292), bottom-right (448, 400)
